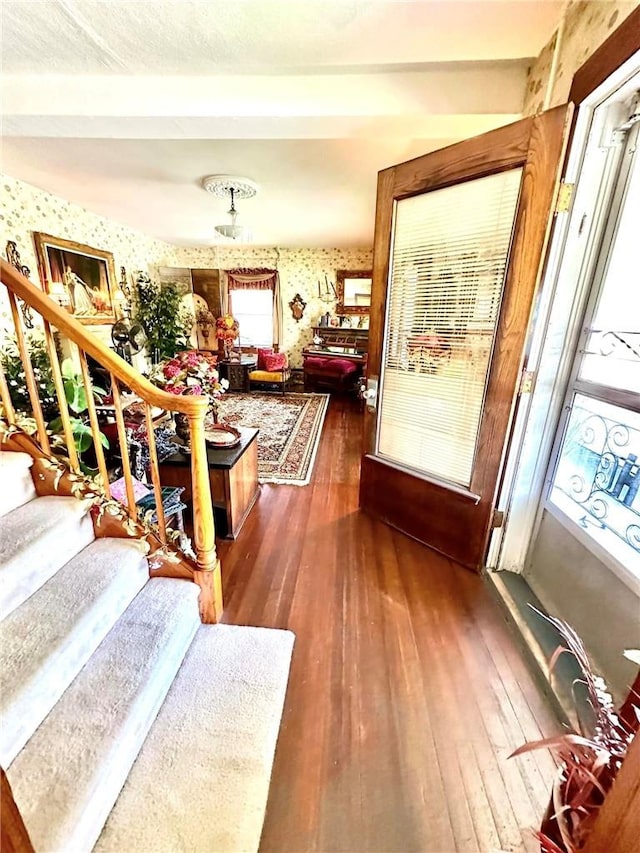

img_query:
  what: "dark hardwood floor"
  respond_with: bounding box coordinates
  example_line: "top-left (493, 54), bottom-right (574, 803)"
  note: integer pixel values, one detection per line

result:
top-left (219, 396), bottom-right (560, 853)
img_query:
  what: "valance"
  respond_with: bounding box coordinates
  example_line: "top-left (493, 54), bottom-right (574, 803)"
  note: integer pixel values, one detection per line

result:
top-left (227, 268), bottom-right (278, 290)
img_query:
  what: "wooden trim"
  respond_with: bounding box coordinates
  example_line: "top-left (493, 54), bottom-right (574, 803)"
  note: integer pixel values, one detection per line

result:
top-left (469, 105), bottom-right (573, 559)
top-left (391, 115), bottom-right (533, 199)
top-left (361, 106), bottom-right (572, 570)
top-left (1, 767), bottom-right (34, 853)
top-left (569, 7), bottom-right (640, 105)
top-left (0, 260), bottom-right (208, 418)
top-left (0, 358), bottom-right (16, 424)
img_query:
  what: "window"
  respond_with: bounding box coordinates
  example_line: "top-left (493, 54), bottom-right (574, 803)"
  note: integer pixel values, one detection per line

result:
top-left (229, 288), bottom-right (273, 348)
top-left (547, 120), bottom-right (640, 575)
top-left (376, 168), bottom-right (522, 488)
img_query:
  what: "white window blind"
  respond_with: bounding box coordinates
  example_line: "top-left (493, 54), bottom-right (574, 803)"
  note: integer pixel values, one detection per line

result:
top-left (229, 289), bottom-right (273, 347)
top-left (377, 168), bottom-right (523, 488)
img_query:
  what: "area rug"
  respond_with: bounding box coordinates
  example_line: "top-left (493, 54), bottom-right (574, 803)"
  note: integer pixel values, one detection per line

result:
top-left (96, 624), bottom-right (295, 853)
top-left (217, 392), bottom-right (330, 485)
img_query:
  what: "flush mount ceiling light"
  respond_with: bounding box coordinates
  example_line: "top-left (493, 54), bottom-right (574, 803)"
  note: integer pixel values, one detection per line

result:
top-left (201, 175), bottom-right (259, 241)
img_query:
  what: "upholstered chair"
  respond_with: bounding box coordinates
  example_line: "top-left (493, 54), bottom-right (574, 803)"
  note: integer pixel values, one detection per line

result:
top-left (247, 345), bottom-right (291, 394)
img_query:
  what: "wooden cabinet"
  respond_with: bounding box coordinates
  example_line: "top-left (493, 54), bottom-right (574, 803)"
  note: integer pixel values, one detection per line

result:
top-left (218, 356), bottom-right (257, 392)
top-left (160, 427), bottom-right (259, 539)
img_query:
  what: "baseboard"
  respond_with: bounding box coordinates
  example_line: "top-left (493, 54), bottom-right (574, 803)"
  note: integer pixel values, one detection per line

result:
top-left (484, 569), bottom-right (592, 731)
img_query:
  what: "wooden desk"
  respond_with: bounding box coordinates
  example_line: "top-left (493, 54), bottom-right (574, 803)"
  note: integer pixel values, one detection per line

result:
top-left (159, 427), bottom-right (259, 539)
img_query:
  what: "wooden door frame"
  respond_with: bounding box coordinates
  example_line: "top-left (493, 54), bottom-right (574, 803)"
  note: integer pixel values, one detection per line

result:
top-left (361, 106), bottom-right (572, 570)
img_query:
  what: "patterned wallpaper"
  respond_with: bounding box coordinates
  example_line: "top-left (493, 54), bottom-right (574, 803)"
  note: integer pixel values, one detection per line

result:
top-left (173, 246), bottom-right (373, 367)
top-left (523, 1), bottom-right (638, 115)
top-left (0, 173), bottom-right (372, 367)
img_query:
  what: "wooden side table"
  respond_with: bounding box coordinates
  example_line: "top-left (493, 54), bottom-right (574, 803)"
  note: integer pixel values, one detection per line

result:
top-left (159, 427), bottom-right (259, 539)
top-left (218, 356), bottom-right (257, 392)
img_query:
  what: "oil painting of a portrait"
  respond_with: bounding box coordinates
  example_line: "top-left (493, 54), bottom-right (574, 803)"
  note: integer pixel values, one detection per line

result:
top-left (33, 233), bottom-right (117, 324)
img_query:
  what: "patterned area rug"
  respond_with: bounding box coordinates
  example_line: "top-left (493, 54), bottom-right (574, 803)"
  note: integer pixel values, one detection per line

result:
top-left (217, 392), bottom-right (330, 485)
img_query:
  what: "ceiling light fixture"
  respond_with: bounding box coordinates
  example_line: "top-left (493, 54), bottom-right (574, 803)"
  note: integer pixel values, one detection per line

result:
top-left (201, 175), bottom-right (259, 242)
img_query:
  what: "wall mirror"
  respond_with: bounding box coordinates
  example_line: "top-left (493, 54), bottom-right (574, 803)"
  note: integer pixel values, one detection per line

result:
top-left (336, 269), bottom-right (372, 314)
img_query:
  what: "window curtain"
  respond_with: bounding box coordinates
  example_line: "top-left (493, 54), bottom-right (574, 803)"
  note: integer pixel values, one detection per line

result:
top-left (225, 268), bottom-right (283, 347)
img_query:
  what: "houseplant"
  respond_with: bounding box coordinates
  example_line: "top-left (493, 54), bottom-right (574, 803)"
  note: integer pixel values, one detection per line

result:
top-left (510, 612), bottom-right (638, 853)
top-left (132, 273), bottom-right (193, 362)
top-left (150, 350), bottom-right (228, 439)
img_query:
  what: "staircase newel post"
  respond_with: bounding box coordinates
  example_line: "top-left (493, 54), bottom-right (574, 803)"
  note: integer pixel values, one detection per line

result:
top-left (188, 409), bottom-right (223, 624)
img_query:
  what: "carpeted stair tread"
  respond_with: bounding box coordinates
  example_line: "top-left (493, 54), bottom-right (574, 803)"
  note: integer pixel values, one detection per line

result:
top-left (0, 451), bottom-right (36, 518)
top-left (7, 577), bottom-right (201, 853)
top-left (0, 537), bottom-right (150, 767)
top-left (96, 624), bottom-right (295, 853)
top-left (0, 494), bottom-right (94, 620)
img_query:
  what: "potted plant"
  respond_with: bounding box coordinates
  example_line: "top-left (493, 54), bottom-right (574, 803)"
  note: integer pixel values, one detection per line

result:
top-left (132, 273), bottom-right (193, 363)
top-left (510, 612), bottom-right (638, 853)
top-left (150, 350), bottom-right (228, 439)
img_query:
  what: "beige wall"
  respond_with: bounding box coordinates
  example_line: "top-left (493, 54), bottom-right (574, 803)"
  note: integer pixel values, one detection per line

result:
top-left (523, 0), bottom-right (639, 115)
top-left (0, 174), bottom-right (372, 367)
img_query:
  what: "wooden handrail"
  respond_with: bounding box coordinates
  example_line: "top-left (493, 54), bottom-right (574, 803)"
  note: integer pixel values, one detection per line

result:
top-left (0, 260), bottom-right (207, 418)
top-left (1, 258), bottom-right (222, 623)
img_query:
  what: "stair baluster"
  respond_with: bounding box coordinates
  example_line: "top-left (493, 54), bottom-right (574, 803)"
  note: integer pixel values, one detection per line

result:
top-left (0, 359), bottom-right (16, 424)
top-left (77, 349), bottom-right (111, 497)
top-left (144, 403), bottom-right (167, 543)
top-left (6, 291), bottom-right (50, 453)
top-left (42, 320), bottom-right (80, 470)
top-left (110, 376), bottom-right (137, 519)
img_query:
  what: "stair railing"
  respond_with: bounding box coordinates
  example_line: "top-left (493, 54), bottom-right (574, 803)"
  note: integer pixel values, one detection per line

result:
top-left (0, 259), bottom-right (221, 623)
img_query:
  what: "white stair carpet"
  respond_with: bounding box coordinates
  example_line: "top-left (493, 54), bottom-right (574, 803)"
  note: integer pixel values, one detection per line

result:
top-left (0, 494), bottom-right (94, 620)
top-left (1, 449), bottom-right (295, 853)
top-left (96, 624), bottom-right (295, 853)
top-left (7, 578), bottom-right (201, 853)
top-left (0, 451), bottom-right (36, 517)
top-left (0, 537), bottom-right (149, 767)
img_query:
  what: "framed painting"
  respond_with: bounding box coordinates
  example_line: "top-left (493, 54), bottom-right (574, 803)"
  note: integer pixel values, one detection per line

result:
top-left (33, 232), bottom-right (118, 324)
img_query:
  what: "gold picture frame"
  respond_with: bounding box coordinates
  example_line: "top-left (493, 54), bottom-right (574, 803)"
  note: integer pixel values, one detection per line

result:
top-left (33, 232), bottom-right (118, 324)
top-left (335, 269), bottom-right (372, 315)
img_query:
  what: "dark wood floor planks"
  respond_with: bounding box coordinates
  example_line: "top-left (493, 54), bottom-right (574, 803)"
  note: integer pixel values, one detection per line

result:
top-left (219, 396), bottom-right (559, 853)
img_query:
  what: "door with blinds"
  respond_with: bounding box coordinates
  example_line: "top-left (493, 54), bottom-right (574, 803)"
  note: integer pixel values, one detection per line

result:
top-left (360, 106), bottom-right (572, 571)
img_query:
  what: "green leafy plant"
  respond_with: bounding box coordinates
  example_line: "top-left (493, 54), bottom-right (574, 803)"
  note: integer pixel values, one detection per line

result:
top-left (132, 275), bottom-right (193, 362)
top-left (49, 359), bottom-right (109, 454)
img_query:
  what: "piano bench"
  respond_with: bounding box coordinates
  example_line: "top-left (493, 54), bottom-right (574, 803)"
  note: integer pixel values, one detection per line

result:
top-left (303, 355), bottom-right (360, 393)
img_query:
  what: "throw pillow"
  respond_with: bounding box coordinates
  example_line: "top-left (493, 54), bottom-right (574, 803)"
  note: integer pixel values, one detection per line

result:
top-left (263, 352), bottom-right (287, 372)
top-left (257, 347), bottom-right (274, 369)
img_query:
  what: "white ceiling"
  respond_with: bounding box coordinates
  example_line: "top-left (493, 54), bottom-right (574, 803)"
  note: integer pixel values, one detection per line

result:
top-left (1, 0), bottom-right (563, 248)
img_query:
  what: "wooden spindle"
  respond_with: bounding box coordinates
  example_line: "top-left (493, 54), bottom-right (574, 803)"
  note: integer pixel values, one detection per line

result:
top-left (7, 291), bottom-right (50, 452)
top-left (42, 321), bottom-right (79, 470)
top-left (144, 403), bottom-right (167, 542)
top-left (0, 360), bottom-right (16, 425)
top-left (110, 377), bottom-right (137, 519)
top-left (188, 411), bottom-right (222, 623)
top-left (78, 350), bottom-right (111, 498)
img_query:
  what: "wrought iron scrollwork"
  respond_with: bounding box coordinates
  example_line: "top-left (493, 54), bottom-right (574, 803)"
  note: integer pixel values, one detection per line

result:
top-left (560, 411), bottom-right (640, 553)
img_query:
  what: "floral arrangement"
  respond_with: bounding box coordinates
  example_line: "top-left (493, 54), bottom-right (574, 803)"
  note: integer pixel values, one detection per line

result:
top-left (215, 314), bottom-right (240, 360)
top-left (215, 314), bottom-right (239, 342)
top-left (150, 350), bottom-right (228, 399)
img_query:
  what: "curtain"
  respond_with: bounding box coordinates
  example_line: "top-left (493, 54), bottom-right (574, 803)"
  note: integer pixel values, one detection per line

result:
top-left (226, 268), bottom-right (283, 347)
